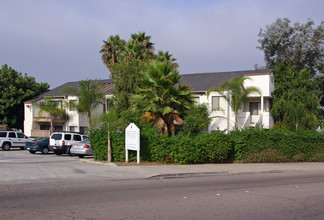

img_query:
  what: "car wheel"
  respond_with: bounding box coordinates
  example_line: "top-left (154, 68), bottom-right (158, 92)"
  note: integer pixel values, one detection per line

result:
top-left (66, 147), bottom-right (71, 156)
top-left (41, 147), bottom-right (49, 154)
top-left (29, 150), bottom-right (36, 154)
top-left (78, 155), bottom-right (85, 158)
top-left (2, 143), bottom-right (11, 151)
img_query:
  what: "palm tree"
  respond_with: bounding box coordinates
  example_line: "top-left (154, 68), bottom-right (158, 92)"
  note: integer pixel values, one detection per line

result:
top-left (154, 50), bottom-right (179, 69)
top-left (34, 97), bottom-right (66, 134)
top-left (208, 76), bottom-right (261, 130)
top-left (100, 35), bottom-right (126, 70)
top-left (124, 32), bottom-right (155, 61)
top-left (130, 61), bottom-right (194, 135)
top-left (61, 80), bottom-right (104, 131)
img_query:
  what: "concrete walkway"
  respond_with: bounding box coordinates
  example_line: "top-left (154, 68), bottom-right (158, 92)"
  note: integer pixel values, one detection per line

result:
top-left (80, 159), bottom-right (324, 179)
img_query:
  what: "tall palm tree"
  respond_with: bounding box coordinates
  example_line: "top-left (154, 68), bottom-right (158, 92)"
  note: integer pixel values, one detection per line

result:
top-left (100, 35), bottom-right (126, 70)
top-left (124, 32), bottom-right (155, 61)
top-left (61, 80), bottom-right (104, 131)
top-left (154, 50), bottom-right (179, 69)
top-left (34, 97), bottom-right (66, 134)
top-left (208, 76), bottom-right (261, 130)
top-left (130, 61), bottom-right (194, 135)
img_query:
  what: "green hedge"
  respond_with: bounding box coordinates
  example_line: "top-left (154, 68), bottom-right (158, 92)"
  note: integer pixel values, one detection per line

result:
top-left (230, 128), bottom-right (324, 162)
top-left (90, 127), bottom-right (324, 164)
top-left (90, 128), bottom-right (233, 164)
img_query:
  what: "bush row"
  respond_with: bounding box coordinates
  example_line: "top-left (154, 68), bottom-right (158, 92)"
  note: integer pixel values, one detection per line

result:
top-left (89, 127), bottom-right (324, 164)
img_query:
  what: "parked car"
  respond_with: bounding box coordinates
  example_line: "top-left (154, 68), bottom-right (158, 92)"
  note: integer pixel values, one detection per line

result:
top-left (70, 139), bottom-right (93, 158)
top-left (49, 132), bottom-right (88, 155)
top-left (25, 137), bottom-right (50, 154)
top-left (0, 131), bottom-right (34, 151)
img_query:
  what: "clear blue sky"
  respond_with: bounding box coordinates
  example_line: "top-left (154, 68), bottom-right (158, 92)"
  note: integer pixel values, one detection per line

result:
top-left (1, 0), bottom-right (323, 88)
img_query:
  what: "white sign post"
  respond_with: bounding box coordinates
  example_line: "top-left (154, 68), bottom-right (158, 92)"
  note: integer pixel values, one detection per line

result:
top-left (125, 123), bottom-right (140, 164)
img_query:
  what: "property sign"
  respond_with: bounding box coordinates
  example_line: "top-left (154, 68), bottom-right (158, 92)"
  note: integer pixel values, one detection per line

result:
top-left (125, 123), bottom-right (140, 163)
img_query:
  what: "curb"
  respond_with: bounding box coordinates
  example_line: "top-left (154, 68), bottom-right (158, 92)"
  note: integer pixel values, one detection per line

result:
top-left (149, 169), bottom-right (304, 179)
top-left (79, 159), bottom-right (118, 166)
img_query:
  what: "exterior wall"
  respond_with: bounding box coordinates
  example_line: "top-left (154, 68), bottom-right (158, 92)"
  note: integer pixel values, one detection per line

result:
top-left (65, 96), bottom-right (80, 132)
top-left (193, 73), bottom-right (275, 132)
top-left (244, 74), bottom-right (274, 97)
top-left (24, 95), bottom-right (113, 136)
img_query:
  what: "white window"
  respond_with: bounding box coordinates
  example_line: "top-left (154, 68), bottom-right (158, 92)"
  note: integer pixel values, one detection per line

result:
top-left (212, 96), bottom-right (221, 110)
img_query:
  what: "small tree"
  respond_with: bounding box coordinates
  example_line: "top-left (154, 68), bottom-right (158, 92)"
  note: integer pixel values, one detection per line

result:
top-left (34, 97), bottom-right (66, 134)
top-left (271, 65), bottom-right (320, 130)
top-left (61, 80), bottom-right (104, 131)
top-left (208, 76), bottom-right (260, 130)
top-left (182, 104), bottom-right (211, 135)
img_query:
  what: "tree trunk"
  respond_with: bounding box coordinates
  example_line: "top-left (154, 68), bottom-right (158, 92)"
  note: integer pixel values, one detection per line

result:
top-left (50, 118), bottom-right (54, 135)
top-left (107, 129), bottom-right (111, 162)
top-left (234, 111), bottom-right (238, 130)
top-left (87, 113), bottom-right (91, 132)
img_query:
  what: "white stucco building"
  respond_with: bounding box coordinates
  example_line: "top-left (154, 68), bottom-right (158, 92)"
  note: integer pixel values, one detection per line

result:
top-left (24, 70), bottom-right (274, 137)
top-left (24, 80), bottom-right (114, 137)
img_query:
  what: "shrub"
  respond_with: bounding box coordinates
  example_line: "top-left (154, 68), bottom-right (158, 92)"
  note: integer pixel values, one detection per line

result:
top-left (90, 125), bottom-right (324, 164)
top-left (242, 148), bottom-right (288, 163)
top-left (292, 153), bottom-right (306, 162)
top-left (309, 152), bottom-right (324, 162)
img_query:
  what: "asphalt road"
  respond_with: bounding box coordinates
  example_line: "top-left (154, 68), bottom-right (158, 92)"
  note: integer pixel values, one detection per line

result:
top-left (1, 172), bottom-right (324, 220)
top-left (1, 150), bottom-right (324, 219)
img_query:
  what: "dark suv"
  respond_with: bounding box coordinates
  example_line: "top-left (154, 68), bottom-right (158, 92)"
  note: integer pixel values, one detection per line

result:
top-left (49, 132), bottom-right (88, 155)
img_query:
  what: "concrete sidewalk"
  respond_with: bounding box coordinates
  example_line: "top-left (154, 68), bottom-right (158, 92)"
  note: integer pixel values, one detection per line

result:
top-left (80, 159), bottom-right (324, 179)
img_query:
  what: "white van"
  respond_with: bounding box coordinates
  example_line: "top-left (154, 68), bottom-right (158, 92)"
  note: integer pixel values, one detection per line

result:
top-left (49, 132), bottom-right (88, 155)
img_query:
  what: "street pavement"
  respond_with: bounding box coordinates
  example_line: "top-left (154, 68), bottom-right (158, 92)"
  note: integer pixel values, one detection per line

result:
top-left (1, 150), bottom-right (324, 184)
top-left (82, 159), bottom-right (324, 179)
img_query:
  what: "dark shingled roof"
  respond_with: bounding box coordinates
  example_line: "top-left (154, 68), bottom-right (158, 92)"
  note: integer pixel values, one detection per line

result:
top-left (26, 79), bottom-right (114, 103)
top-left (26, 70), bottom-right (272, 103)
top-left (179, 69), bottom-right (272, 92)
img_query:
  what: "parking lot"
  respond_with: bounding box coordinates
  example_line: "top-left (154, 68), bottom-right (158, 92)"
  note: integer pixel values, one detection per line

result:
top-left (0, 149), bottom-right (140, 184)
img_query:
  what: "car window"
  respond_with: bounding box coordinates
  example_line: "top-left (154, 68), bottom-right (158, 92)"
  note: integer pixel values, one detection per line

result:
top-left (37, 137), bottom-right (49, 142)
top-left (80, 139), bottom-right (90, 144)
top-left (64, 134), bottom-right (72, 140)
top-left (0, 132), bottom-right (7, 137)
top-left (17, 133), bottom-right (24, 138)
top-left (9, 132), bottom-right (16, 138)
top-left (51, 134), bottom-right (62, 140)
top-left (73, 135), bottom-right (81, 141)
top-left (82, 136), bottom-right (88, 140)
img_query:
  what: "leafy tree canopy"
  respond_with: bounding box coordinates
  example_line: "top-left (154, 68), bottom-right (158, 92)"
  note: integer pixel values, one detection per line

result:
top-left (0, 64), bottom-right (49, 129)
top-left (258, 18), bottom-right (324, 73)
top-left (271, 65), bottom-right (320, 130)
